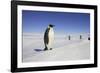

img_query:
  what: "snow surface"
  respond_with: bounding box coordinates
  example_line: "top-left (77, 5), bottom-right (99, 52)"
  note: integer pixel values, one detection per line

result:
top-left (22, 34), bottom-right (90, 62)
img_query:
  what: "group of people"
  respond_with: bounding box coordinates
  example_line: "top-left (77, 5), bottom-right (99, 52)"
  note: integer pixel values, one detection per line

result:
top-left (68, 35), bottom-right (90, 40)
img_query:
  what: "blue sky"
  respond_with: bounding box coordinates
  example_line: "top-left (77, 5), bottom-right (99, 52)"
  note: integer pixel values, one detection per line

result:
top-left (22, 10), bottom-right (90, 35)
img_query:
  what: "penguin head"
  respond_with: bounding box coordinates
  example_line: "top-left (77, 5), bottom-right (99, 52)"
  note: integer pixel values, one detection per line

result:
top-left (49, 24), bottom-right (55, 28)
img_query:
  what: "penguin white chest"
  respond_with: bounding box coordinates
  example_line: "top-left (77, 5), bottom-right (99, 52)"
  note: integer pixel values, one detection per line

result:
top-left (49, 28), bottom-right (54, 40)
top-left (48, 28), bottom-right (54, 47)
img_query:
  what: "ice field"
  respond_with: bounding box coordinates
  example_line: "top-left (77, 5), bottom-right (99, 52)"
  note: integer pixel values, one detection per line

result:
top-left (22, 33), bottom-right (90, 62)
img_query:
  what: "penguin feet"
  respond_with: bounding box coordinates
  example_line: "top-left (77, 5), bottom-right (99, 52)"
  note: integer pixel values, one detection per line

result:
top-left (44, 47), bottom-right (53, 51)
top-left (50, 48), bottom-right (52, 50)
top-left (44, 47), bottom-right (48, 51)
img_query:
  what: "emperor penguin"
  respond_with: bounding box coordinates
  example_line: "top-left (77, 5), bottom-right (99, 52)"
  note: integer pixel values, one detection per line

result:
top-left (44, 24), bottom-right (55, 51)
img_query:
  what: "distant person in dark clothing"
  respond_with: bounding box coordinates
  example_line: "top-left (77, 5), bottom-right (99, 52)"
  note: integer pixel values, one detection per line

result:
top-left (88, 37), bottom-right (90, 40)
top-left (68, 35), bottom-right (71, 40)
top-left (80, 35), bottom-right (82, 40)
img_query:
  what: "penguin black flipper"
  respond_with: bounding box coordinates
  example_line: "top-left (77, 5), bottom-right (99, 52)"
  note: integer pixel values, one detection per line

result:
top-left (44, 28), bottom-right (50, 50)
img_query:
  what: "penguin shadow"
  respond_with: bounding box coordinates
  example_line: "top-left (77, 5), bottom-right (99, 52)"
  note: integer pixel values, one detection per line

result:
top-left (34, 49), bottom-right (44, 52)
top-left (34, 48), bottom-right (53, 52)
